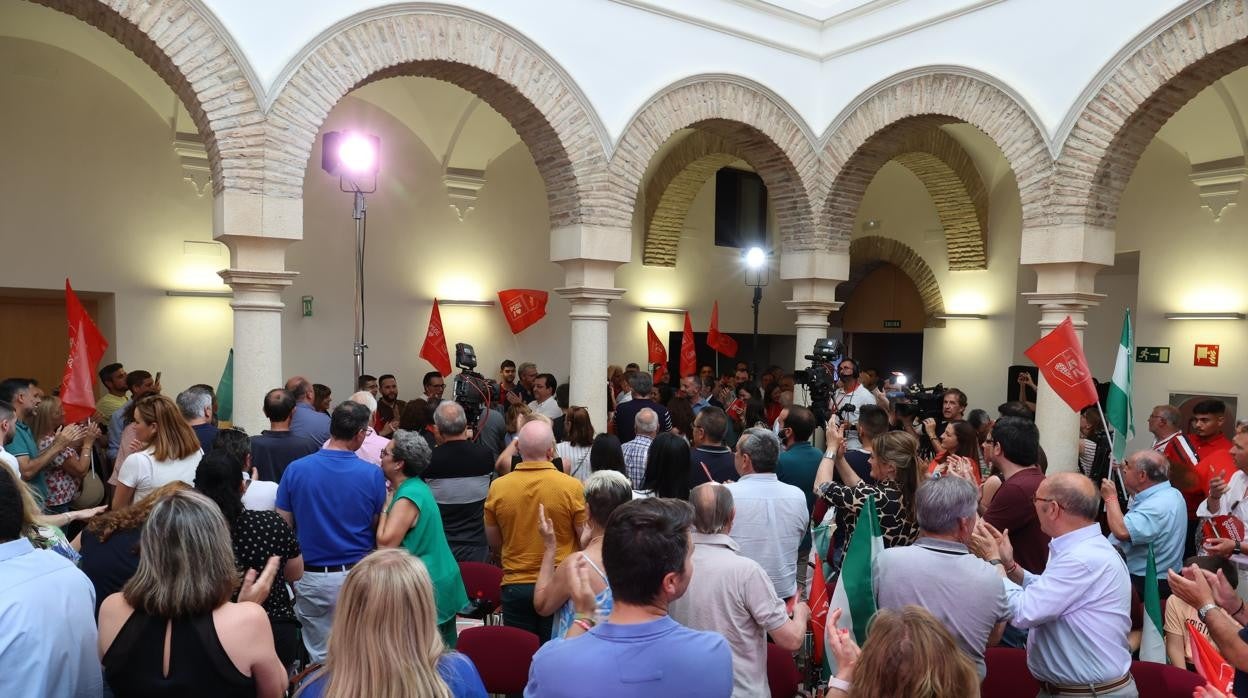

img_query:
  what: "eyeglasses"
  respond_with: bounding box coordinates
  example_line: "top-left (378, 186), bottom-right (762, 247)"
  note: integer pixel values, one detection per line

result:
top-left (380, 449), bottom-right (393, 459)
top-left (1032, 496), bottom-right (1057, 506)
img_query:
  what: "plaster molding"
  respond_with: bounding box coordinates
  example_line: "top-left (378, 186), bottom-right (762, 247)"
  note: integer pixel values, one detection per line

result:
top-left (1189, 156), bottom-right (1247, 221)
top-left (173, 131), bottom-right (211, 197)
top-left (1051, 0), bottom-right (1215, 159)
top-left (264, 2), bottom-right (611, 159)
top-left (443, 167), bottom-right (488, 221)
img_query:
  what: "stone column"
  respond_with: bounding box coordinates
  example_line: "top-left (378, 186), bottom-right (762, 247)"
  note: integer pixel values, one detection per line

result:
top-left (782, 250), bottom-right (849, 406)
top-left (1021, 224), bottom-right (1112, 473)
top-left (214, 191), bottom-right (302, 434)
top-left (551, 224), bottom-right (630, 429)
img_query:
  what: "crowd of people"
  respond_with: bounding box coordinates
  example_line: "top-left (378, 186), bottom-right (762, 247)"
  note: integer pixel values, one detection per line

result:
top-left (1, 356), bottom-right (1247, 697)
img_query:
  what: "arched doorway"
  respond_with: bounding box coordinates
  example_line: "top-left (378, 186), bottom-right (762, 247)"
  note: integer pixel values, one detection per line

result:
top-left (836, 264), bottom-right (928, 382)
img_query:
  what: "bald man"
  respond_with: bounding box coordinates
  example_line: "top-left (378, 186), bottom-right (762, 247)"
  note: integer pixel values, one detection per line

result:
top-left (285, 375), bottom-right (330, 443)
top-left (977, 473), bottom-right (1134, 696)
top-left (484, 421), bottom-right (587, 641)
top-left (1101, 450), bottom-right (1186, 598)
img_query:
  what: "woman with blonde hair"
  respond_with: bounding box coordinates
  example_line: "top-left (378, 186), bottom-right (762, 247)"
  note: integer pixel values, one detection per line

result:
top-left (30, 395), bottom-right (101, 513)
top-left (98, 489), bottom-right (286, 697)
top-left (296, 549), bottom-right (487, 698)
top-left (815, 427), bottom-right (921, 573)
top-left (112, 394), bottom-right (202, 509)
top-left (824, 605), bottom-right (979, 697)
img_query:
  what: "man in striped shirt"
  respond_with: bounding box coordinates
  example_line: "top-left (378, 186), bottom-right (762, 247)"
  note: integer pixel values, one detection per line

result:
top-left (622, 408), bottom-right (658, 489)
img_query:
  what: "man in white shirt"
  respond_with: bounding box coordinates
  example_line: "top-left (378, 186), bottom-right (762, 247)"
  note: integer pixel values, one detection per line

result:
top-left (528, 373), bottom-right (564, 420)
top-left (725, 427), bottom-right (809, 600)
top-left (0, 400), bottom-right (18, 477)
top-left (830, 359), bottom-right (876, 450)
top-left (1197, 427), bottom-right (1248, 559)
top-left (977, 472), bottom-right (1135, 696)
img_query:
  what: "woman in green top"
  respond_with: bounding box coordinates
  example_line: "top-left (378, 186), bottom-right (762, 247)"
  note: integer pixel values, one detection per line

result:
top-left (376, 429), bottom-right (469, 647)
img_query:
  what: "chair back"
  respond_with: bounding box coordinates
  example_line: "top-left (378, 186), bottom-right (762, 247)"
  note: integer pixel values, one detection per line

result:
top-left (981, 647), bottom-right (1039, 698)
top-left (458, 561), bottom-right (503, 622)
top-left (1130, 660), bottom-right (1206, 698)
top-left (457, 625), bottom-right (540, 695)
top-left (766, 644), bottom-right (800, 698)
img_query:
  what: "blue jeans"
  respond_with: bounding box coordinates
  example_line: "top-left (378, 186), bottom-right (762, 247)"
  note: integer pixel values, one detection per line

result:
top-left (294, 571), bottom-right (349, 663)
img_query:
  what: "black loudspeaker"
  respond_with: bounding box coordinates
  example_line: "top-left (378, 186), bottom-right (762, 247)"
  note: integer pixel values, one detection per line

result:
top-left (1007, 365), bottom-right (1038, 405)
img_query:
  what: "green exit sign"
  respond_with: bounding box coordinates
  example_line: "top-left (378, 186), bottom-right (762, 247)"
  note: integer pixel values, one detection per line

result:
top-left (302, 295), bottom-right (313, 317)
top-left (883, 320), bottom-right (902, 328)
top-left (1136, 346), bottom-right (1169, 364)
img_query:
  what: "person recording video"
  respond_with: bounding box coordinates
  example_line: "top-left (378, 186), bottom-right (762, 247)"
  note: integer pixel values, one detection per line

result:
top-left (831, 358), bottom-right (876, 450)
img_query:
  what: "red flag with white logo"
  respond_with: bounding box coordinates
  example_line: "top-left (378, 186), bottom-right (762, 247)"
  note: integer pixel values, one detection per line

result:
top-left (59, 279), bottom-right (109, 424)
top-left (497, 289), bottom-right (548, 335)
top-left (681, 313), bottom-right (697, 378)
top-left (419, 299), bottom-right (452, 376)
top-left (1023, 317), bottom-right (1098, 412)
top-left (647, 322), bottom-right (668, 383)
top-left (707, 301), bottom-right (738, 358)
top-left (1189, 619), bottom-right (1234, 692)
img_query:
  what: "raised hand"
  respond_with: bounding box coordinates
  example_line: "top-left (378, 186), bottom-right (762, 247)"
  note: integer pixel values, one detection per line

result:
top-left (537, 503), bottom-right (556, 549)
top-left (238, 555), bottom-right (280, 606)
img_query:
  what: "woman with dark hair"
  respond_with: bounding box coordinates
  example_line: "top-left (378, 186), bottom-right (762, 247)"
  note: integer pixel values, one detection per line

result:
top-left (636, 432), bottom-right (692, 500)
top-left (113, 394), bottom-right (203, 509)
top-left (194, 450), bottom-right (304, 667)
top-left (667, 396), bottom-right (694, 441)
top-left (743, 399), bottom-right (768, 431)
top-left (556, 406), bottom-right (596, 482)
top-left (589, 434), bottom-right (626, 475)
top-left (926, 419), bottom-right (981, 484)
top-left (400, 399), bottom-right (437, 450)
top-left (313, 384), bottom-right (333, 414)
top-left (1079, 405), bottom-right (1111, 484)
top-left (535, 470), bottom-right (632, 638)
top-left (815, 428), bottom-right (921, 574)
top-left (375, 430), bottom-right (468, 648)
top-left (764, 384), bottom-right (785, 428)
top-left (98, 490), bottom-right (287, 697)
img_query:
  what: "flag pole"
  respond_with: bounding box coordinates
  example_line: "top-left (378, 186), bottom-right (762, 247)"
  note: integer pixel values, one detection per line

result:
top-left (1095, 400), bottom-right (1126, 493)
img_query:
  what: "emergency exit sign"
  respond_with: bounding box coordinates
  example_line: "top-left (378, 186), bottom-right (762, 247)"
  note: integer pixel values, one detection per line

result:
top-left (1135, 346), bottom-right (1169, 364)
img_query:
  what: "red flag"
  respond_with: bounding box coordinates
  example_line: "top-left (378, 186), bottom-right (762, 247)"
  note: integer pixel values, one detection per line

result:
top-left (59, 279), bottom-right (109, 423)
top-left (809, 550), bottom-right (830, 664)
top-left (419, 299), bottom-right (452, 376)
top-left (1022, 317), bottom-right (1098, 412)
top-left (646, 322), bottom-right (668, 382)
top-left (497, 289), bottom-right (548, 335)
top-left (1189, 619), bottom-right (1234, 692)
top-left (680, 313), bottom-right (697, 378)
top-left (707, 301), bottom-right (738, 358)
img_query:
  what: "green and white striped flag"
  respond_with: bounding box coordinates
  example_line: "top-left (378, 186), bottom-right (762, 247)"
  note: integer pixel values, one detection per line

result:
top-left (1140, 544), bottom-right (1166, 663)
top-left (216, 348), bottom-right (234, 424)
top-left (827, 495), bottom-right (883, 674)
top-left (1106, 309), bottom-right (1134, 462)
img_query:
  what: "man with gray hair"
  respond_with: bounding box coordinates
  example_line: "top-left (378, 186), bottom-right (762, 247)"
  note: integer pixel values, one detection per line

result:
top-left (622, 407), bottom-right (659, 489)
top-left (725, 427), bottom-right (809, 599)
top-left (177, 385), bottom-right (217, 455)
top-left (424, 401), bottom-right (495, 562)
top-left (670, 483), bottom-right (810, 697)
top-left (1102, 449), bottom-right (1186, 597)
top-left (875, 476), bottom-right (1008, 678)
top-left (318, 391), bottom-right (390, 466)
top-left (613, 371), bottom-right (672, 444)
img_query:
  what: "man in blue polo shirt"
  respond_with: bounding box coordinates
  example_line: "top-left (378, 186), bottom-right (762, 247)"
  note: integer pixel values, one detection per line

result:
top-left (1101, 449), bottom-right (1186, 598)
top-left (285, 375), bottom-right (331, 444)
top-left (525, 498), bottom-right (732, 698)
top-left (277, 400), bottom-right (385, 662)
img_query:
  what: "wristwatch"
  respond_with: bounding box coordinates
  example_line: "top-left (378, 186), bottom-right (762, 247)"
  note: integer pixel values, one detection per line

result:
top-left (1198, 602), bottom-right (1219, 622)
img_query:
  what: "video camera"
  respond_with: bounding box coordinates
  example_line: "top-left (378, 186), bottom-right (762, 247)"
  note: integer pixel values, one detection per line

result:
top-left (891, 381), bottom-right (945, 423)
top-left (794, 337), bottom-right (844, 427)
top-left (451, 343), bottom-right (496, 431)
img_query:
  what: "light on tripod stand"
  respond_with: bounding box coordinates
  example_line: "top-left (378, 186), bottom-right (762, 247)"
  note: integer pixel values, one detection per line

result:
top-left (742, 245), bottom-right (770, 381)
top-left (744, 246), bottom-right (766, 269)
top-left (321, 131), bottom-right (380, 177)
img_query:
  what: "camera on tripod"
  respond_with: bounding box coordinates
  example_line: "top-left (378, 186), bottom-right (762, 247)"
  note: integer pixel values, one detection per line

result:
top-left (451, 343), bottom-right (496, 430)
top-left (793, 337), bottom-right (844, 428)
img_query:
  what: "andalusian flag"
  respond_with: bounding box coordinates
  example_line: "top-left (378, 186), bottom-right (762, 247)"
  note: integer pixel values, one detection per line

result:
top-left (1106, 309), bottom-right (1134, 462)
top-left (827, 496), bottom-right (882, 673)
top-left (216, 348), bottom-right (234, 423)
top-left (1140, 544), bottom-right (1166, 663)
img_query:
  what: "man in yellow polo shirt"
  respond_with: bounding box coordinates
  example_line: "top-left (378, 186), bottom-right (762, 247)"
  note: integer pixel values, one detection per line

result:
top-left (485, 419), bottom-right (586, 641)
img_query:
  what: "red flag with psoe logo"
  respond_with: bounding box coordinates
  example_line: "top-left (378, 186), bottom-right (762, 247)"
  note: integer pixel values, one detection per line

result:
top-left (497, 289), bottom-right (548, 335)
top-left (809, 550), bottom-right (830, 665)
top-left (1189, 619), bottom-right (1234, 692)
top-left (59, 279), bottom-right (109, 424)
top-left (707, 301), bottom-right (738, 358)
top-left (1023, 317), bottom-right (1098, 412)
top-left (419, 299), bottom-right (452, 376)
top-left (681, 313), bottom-right (697, 378)
top-left (646, 322), bottom-right (668, 382)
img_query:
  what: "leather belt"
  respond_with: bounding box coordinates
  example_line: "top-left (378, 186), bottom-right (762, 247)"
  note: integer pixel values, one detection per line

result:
top-left (1038, 674), bottom-right (1132, 695)
top-left (304, 562), bottom-right (357, 573)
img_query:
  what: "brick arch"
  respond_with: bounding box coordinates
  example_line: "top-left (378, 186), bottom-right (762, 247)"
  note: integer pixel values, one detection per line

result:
top-left (604, 76), bottom-right (823, 254)
top-left (890, 127), bottom-right (989, 270)
top-left (1056, 0), bottom-right (1248, 230)
top-left (28, 0), bottom-right (263, 195)
top-left (835, 236), bottom-right (945, 327)
top-left (266, 7), bottom-right (610, 228)
top-left (821, 70), bottom-right (1052, 254)
top-left (642, 131), bottom-right (753, 266)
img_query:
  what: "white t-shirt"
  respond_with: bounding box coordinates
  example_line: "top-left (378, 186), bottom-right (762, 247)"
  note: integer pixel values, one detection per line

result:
top-left (555, 442), bottom-right (592, 482)
top-left (529, 398), bottom-right (564, 420)
top-left (117, 448), bottom-right (202, 503)
top-left (0, 447), bottom-right (18, 478)
top-left (242, 480), bottom-right (278, 511)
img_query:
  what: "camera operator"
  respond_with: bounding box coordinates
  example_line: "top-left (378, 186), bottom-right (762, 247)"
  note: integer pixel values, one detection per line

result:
top-left (831, 358), bottom-right (876, 450)
top-left (920, 388), bottom-right (968, 458)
